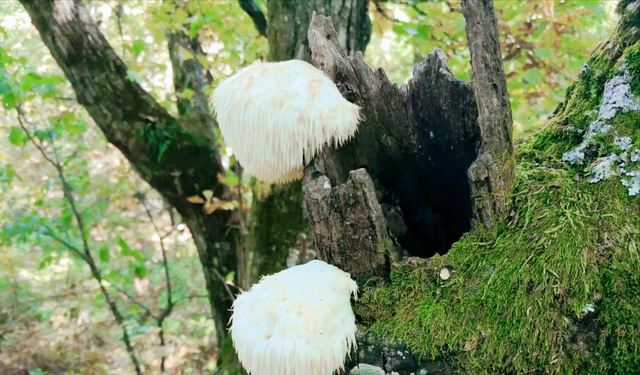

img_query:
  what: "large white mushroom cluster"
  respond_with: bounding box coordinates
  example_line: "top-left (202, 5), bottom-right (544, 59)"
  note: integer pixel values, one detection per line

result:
top-left (229, 260), bottom-right (359, 375)
top-left (210, 59), bottom-right (361, 185)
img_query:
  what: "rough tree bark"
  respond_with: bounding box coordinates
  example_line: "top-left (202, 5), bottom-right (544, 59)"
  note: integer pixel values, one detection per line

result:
top-left (267, 0), bottom-right (371, 62)
top-left (19, 0), bottom-right (239, 361)
top-left (301, 0), bottom-right (512, 286)
top-left (461, 0), bottom-right (515, 229)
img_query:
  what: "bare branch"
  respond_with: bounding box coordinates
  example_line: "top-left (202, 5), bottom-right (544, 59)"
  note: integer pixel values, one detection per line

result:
top-left (113, 285), bottom-right (158, 319)
top-left (212, 268), bottom-right (236, 302)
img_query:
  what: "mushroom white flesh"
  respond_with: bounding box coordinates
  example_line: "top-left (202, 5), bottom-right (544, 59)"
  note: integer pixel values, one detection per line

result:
top-left (210, 60), bottom-right (361, 185)
top-left (229, 260), bottom-right (359, 375)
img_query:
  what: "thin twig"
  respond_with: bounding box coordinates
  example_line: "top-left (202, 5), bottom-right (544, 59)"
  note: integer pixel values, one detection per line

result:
top-left (374, 0), bottom-right (400, 22)
top-left (212, 268), bottom-right (236, 302)
top-left (174, 294), bottom-right (210, 305)
top-left (113, 284), bottom-right (157, 319)
top-left (42, 227), bottom-right (89, 262)
top-left (135, 190), bottom-right (175, 372)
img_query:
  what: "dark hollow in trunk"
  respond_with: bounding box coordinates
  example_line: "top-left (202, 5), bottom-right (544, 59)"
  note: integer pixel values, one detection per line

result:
top-left (304, 15), bottom-right (481, 280)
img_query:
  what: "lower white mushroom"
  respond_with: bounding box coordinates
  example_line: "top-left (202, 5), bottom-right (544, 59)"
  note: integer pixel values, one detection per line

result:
top-left (229, 260), bottom-right (359, 375)
top-left (210, 59), bottom-right (361, 185)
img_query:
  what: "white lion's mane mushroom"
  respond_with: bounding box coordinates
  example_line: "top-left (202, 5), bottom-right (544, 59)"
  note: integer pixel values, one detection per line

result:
top-left (210, 59), bottom-right (361, 185)
top-left (229, 260), bottom-right (359, 375)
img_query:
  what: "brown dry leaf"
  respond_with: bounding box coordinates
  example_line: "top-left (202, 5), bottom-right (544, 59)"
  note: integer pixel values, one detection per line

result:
top-left (204, 197), bottom-right (235, 214)
top-left (186, 195), bottom-right (206, 204)
top-left (202, 190), bottom-right (214, 201)
top-left (542, 0), bottom-right (555, 19)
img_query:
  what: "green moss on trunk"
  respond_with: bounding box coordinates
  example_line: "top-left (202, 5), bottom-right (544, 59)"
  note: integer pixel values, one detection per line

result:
top-left (355, 3), bottom-right (640, 374)
top-left (250, 180), bottom-right (309, 278)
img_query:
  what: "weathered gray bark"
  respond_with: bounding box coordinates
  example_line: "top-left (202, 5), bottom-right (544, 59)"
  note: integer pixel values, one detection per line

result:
top-left (300, 4), bottom-right (515, 372)
top-left (302, 0), bottom-right (515, 283)
top-left (461, 0), bottom-right (515, 229)
top-left (304, 13), bottom-right (481, 280)
top-left (19, 0), bottom-right (238, 358)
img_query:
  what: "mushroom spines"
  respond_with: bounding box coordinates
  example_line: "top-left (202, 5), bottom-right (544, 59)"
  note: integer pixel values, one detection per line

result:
top-left (229, 260), bottom-right (358, 375)
top-left (211, 60), bottom-right (360, 185)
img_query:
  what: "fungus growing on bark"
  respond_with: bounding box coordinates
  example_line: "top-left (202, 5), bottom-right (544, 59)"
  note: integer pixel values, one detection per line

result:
top-left (229, 260), bottom-right (359, 375)
top-left (210, 59), bottom-right (361, 185)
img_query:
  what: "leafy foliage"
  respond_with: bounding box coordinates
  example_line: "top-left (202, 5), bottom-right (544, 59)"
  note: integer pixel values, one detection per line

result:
top-left (366, 0), bottom-right (617, 137)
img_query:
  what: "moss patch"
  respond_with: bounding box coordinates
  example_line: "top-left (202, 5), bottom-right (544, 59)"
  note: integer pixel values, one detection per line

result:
top-left (250, 180), bottom-right (309, 277)
top-left (623, 41), bottom-right (640, 98)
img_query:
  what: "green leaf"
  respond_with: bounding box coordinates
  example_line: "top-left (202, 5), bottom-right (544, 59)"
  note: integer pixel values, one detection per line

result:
top-left (180, 48), bottom-right (195, 61)
top-left (118, 237), bottom-right (142, 260)
top-left (38, 255), bottom-right (52, 270)
top-left (174, 8), bottom-right (189, 24)
top-left (34, 129), bottom-right (50, 141)
top-left (132, 40), bottom-right (147, 56)
top-left (219, 173), bottom-right (239, 187)
top-left (2, 92), bottom-right (16, 109)
top-left (0, 164), bottom-right (16, 184)
top-left (178, 88), bottom-right (195, 100)
top-left (99, 247), bottom-right (110, 263)
top-left (8, 126), bottom-right (26, 146)
top-left (196, 54), bottom-right (211, 69)
top-left (225, 271), bottom-right (235, 282)
top-left (134, 265), bottom-right (147, 278)
top-left (534, 48), bottom-right (552, 58)
top-left (0, 81), bottom-right (10, 95)
top-left (65, 120), bottom-right (87, 136)
top-left (523, 69), bottom-right (542, 85)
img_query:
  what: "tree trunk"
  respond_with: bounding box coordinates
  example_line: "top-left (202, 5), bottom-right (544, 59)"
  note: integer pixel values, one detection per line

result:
top-left (267, 0), bottom-right (371, 62)
top-left (20, 0), bottom-right (238, 361)
top-left (244, 0), bottom-right (372, 285)
top-left (303, 12), bottom-right (485, 280)
top-left (299, 0), bottom-right (513, 285)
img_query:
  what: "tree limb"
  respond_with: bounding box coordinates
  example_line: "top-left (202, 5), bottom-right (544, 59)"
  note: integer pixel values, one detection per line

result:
top-left (239, 0), bottom-right (267, 37)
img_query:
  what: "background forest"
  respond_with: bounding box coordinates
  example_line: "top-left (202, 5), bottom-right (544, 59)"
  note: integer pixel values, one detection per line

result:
top-left (0, 0), bottom-right (622, 374)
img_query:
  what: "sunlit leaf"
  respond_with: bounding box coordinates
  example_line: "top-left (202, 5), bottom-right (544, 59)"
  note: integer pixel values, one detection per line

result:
top-left (178, 88), bottom-right (195, 100)
top-left (196, 54), bottom-right (211, 69)
top-left (180, 48), bottom-right (195, 61)
top-left (187, 195), bottom-right (206, 204)
top-left (534, 48), bottom-right (552, 58)
top-left (99, 247), bottom-right (110, 263)
top-left (132, 40), bottom-right (147, 56)
top-left (8, 126), bottom-right (26, 146)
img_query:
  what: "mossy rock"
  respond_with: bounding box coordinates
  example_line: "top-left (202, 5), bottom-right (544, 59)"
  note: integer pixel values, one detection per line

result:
top-left (355, 4), bottom-right (640, 374)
